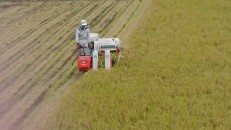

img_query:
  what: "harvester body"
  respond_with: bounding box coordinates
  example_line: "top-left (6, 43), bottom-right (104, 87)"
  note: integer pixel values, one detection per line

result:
top-left (77, 33), bottom-right (121, 71)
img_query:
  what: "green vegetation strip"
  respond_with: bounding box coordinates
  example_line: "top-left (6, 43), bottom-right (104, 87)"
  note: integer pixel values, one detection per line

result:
top-left (47, 0), bottom-right (231, 129)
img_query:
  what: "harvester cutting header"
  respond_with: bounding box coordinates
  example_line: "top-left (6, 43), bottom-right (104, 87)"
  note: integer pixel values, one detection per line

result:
top-left (76, 20), bottom-right (122, 72)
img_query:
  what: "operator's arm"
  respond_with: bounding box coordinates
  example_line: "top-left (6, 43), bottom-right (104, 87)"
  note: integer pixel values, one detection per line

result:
top-left (75, 28), bottom-right (80, 49)
top-left (75, 28), bottom-right (80, 44)
top-left (87, 28), bottom-right (90, 43)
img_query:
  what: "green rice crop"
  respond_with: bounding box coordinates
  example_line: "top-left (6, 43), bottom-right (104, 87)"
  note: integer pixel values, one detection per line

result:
top-left (46, 0), bottom-right (231, 129)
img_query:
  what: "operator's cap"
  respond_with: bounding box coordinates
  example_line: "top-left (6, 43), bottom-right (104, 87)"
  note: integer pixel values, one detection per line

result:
top-left (81, 20), bottom-right (87, 26)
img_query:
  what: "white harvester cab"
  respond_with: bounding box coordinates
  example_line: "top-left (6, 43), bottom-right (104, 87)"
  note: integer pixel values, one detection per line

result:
top-left (94, 38), bottom-right (121, 51)
top-left (94, 38), bottom-right (121, 70)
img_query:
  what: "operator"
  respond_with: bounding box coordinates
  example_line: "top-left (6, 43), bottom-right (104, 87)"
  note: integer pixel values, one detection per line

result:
top-left (75, 20), bottom-right (90, 56)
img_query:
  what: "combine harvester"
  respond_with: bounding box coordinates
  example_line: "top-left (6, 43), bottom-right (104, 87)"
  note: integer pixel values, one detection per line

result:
top-left (77, 33), bottom-right (122, 71)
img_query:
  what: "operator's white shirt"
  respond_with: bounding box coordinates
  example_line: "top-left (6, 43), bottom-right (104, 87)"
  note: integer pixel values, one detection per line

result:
top-left (75, 26), bottom-right (90, 47)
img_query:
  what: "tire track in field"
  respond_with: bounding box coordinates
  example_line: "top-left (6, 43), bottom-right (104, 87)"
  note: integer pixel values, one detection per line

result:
top-left (12, 67), bottom-right (81, 130)
top-left (40, 0), bottom-right (120, 86)
top-left (55, 1), bottom-right (143, 92)
top-left (0, 1), bottom-right (92, 91)
top-left (0, 0), bottom-right (113, 116)
top-left (0, 2), bottom-right (54, 38)
top-left (102, 0), bottom-right (135, 36)
top-left (0, 2), bottom-right (62, 48)
top-left (0, 1), bottom-right (91, 127)
top-left (0, 2), bottom-right (58, 34)
top-left (97, 0), bottom-right (134, 35)
top-left (32, 1), bottom-right (144, 129)
top-left (0, 0), bottom-right (79, 98)
top-left (114, 0), bottom-right (141, 38)
top-left (0, 2), bottom-right (74, 55)
top-left (0, 3), bottom-right (60, 55)
top-left (0, 0), bottom-right (109, 103)
top-left (0, 0), bottom-right (110, 93)
top-left (0, 1), bottom-right (88, 94)
top-left (0, 32), bottom-right (74, 117)
top-left (36, 0), bottom-right (129, 95)
top-left (0, 2), bottom-right (43, 27)
top-left (89, 1), bottom-right (118, 28)
top-left (0, 0), bottom-right (113, 127)
top-left (10, 1), bottom-right (122, 116)
top-left (35, 0), bottom-right (134, 95)
top-left (0, 1), bottom-right (79, 76)
top-left (0, 0), bottom-right (104, 119)
top-left (0, 1), bottom-right (73, 56)
top-left (0, 3), bottom-right (25, 23)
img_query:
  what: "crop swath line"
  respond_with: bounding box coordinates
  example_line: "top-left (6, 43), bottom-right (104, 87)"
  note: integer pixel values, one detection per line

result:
top-left (97, 0), bottom-right (130, 36)
top-left (81, 1), bottom-right (102, 19)
top-left (1, 3), bottom-right (61, 51)
top-left (0, 0), bottom-right (88, 57)
top-left (102, 0), bottom-right (136, 36)
top-left (0, 0), bottom-right (117, 91)
top-left (0, 2), bottom-right (84, 72)
top-left (0, 29), bottom-right (34, 55)
top-left (44, 0), bottom-right (128, 92)
top-left (1, 0), bottom-right (109, 103)
top-left (10, 65), bottom-right (81, 130)
top-left (23, 2), bottom-right (59, 24)
top-left (0, 2), bottom-right (53, 35)
top-left (10, 1), bottom-right (92, 72)
top-left (0, 2), bottom-right (44, 27)
top-left (26, 2), bottom-right (64, 25)
top-left (0, 2), bottom-right (85, 90)
top-left (9, 86), bottom-right (47, 130)
top-left (115, 1), bottom-right (141, 37)
top-left (0, 2), bottom-right (62, 45)
top-left (12, 0), bottom-right (107, 92)
top-left (45, 1), bottom-right (126, 93)
top-left (0, 31), bottom-right (74, 118)
top-left (0, 0), bottom-right (94, 98)
top-left (0, 31), bottom-right (76, 119)
top-left (0, 2), bottom-right (73, 53)
top-left (3, 0), bottom-right (142, 127)
top-left (44, 0), bottom-right (118, 89)
top-left (31, 1), bottom-right (108, 83)
top-left (0, 0), bottom-right (131, 126)
top-left (44, 1), bottom-right (126, 88)
top-left (52, 1), bottom-right (137, 91)
top-left (89, 1), bottom-right (117, 28)
top-left (0, 1), bottom-right (91, 91)
top-left (93, 1), bottom-right (125, 33)
top-left (0, 4), bottom-right (26, 24)
top-left (38, 1), bottom-right (75, 26)
top-left (0, 0), bottom-right (106, 87)
top-left (0, 2), bottom-right (63, 43)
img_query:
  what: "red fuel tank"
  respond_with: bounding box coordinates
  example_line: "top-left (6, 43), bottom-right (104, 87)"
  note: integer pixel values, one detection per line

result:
top-left (78, 56), bottom-right (91, 71)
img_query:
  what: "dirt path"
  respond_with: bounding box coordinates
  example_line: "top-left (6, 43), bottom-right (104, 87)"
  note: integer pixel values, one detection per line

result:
top-left (0, 0), bottom-right (147, 130)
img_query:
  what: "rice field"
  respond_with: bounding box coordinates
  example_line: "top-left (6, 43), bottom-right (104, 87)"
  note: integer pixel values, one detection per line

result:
top-left (45, 0), bottom-right (231, 129)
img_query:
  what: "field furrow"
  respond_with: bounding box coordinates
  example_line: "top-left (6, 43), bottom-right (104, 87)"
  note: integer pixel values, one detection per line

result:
top-left (0, 3), bottom-right (25, 21)
top-left (104, 0), bottom-right (136, 37)
top-left (0, 1), bottom-right (83, 71)
top-left (0, 1), bottom-right (91, 98)
top-left (0, 0), bottom-right (110, 90)
top-left (0, 2), bottom-right (64, 47)
top-left (0, 2), bottom-right (43, 27)
top-left (0, 0), bottom-right (108, 121)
